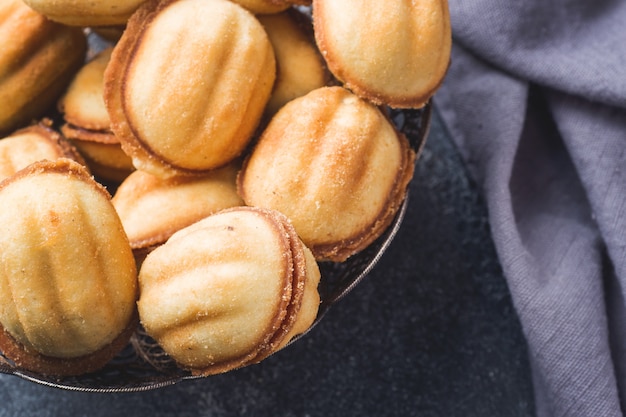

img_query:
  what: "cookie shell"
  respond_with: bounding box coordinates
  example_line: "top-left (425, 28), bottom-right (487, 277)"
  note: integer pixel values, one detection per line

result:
top-left (66, 138), bottom-right (134, 183)
top-left (112, 162), bottom-right (244, 253)
top-left (238, 86), bottom-right (415, 262)
top-left (0, 159), bottom-right (138, 376)
top-left (104, 0), bottom-right (276, 178)
top-left (137, 206), bottom-right (319, 375)
top-left (59, 47), bottom-right (114, 133)
top-left (0, 0), bottom-right (86, 135)
top-left (0, 122), bottom-right (86, 182)
top-left (58, 46), bottom-right (135, 184)
top-left (258, 8), bottom-right (330, 116)
top-left (313, 0), bottom-right (451, 108)
top-left (21, 0), bottom-right (147, 26)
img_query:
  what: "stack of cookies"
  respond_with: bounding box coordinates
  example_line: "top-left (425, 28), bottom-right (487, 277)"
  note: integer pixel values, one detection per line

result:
top-left (0, 0), bottom-right (450, 377)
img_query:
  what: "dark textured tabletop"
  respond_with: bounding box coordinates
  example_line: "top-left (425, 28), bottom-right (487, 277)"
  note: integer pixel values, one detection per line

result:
top-left (0, 110), bottom-right (536, 417)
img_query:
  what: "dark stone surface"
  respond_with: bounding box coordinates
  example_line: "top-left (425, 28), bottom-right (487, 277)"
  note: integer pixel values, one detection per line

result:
top-left (0, 110), bottom-right (535, 417)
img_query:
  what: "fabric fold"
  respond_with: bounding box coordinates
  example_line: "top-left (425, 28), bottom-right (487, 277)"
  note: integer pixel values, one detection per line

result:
top-left (434, 5), bottom-right (626, 411)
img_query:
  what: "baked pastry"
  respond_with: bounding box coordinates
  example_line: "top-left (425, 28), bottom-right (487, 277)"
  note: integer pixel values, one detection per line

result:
top-left (66, 140), bottom-right (135, 184)
top-left (104, 0), bottom-right (276, 178)
top-left (238, 86), bottom-right (416, 262)
top-left (258, 8), bottom-right (330, 116)
top-left (112, 162), bottom-right (243, 257)
top-left (0, 121), bottom-right (86, 182)
top-left (0, 0), bottom-right (86, 135)
top-left (59, 47), bottom-right (134, 182)
top-left (0, 159), bottom-right (138, 376)
top-left (137, 206), bottom-right (320, 375)
top-left (312, 0), bottom-right (451, 108)
top-left (231, 0), bottom-right (311, 15)
top-left (21, 0), bottom-right (147, 26)
top-left (59, 48), bottom-right (115, 139)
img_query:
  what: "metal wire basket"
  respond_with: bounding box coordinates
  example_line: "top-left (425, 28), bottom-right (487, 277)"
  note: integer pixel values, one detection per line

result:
top-left (0, 98), bottom-right (431, 392)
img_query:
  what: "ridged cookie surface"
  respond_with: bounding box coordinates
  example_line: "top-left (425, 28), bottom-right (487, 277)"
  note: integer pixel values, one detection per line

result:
top-left (137, 206), bottom-right (319, 375)
top-left (0, 159), bottom-right (138, 376)
top-left (104, 0), bottom-right (276, 178)
top-left (238, 86), bottom-right (415, 261)
top-left (313, 0), bottom-right (451, 108)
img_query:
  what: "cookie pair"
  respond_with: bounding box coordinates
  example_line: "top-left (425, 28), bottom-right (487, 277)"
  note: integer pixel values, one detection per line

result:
top-left (137, 206), bottom-right (321, 375)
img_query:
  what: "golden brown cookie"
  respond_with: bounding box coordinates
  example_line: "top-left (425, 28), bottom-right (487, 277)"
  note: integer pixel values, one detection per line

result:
top-left (21, 0), bottom-right (147, 26)
top-left (104, 0), bottom-right (276, 178)
top-left (313, 0), bottom-right (451, 108)
top-left (137, 206), bottom-right (320, 375)
top-left (238, 86), bottom-right (416, 262)
top-left (257, 8), bottom-right (330, 116)
top-left (0, 159), bottom-right (138, 376)
top-left (231, 0), bottom-right (311, 14)
top-left (0, 121), bottom-right (86, 182)
top-left (59, 47), bottom-right (134, 182)
top-left (60, 47), bottom-right (114, 134)
top-left (112, 162), bottom-right (244, 256)
top-left (68, 140), bottom-right (135, 184)
top-left (0, 0), bottom-right (86, 135)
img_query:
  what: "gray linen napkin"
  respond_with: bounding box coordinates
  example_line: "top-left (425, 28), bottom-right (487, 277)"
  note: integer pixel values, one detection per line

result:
top-left (433, 1), bottom-right (626, 416)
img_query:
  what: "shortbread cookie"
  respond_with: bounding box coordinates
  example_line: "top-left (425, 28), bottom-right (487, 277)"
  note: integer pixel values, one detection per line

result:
top-left (21, 0), bottom-right (147, 26)
top-left (0, 121), bottom-right (85, 182)
top-left (0, 159), bottom-right (138, 376)
top-left (137, 206), bottom-right (320, 375)
top-left (112, 162), bottom-right (243, 255)
top-left (104, 0), bottom-right (276, 178)
top-left (238, 86), bottom-right (415, 261)
top-left (59, 47), bottom-right (133, 182)
top-left (258, 8), bottom-right (330, 116)
top-left (0, 0), bottom-right (86, 135)
top-left (313, 0), bottom-right (451, 108)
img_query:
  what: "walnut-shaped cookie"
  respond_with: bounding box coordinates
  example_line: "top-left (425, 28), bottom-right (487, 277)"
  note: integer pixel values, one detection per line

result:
top-left (104, 0), bottom-right (276, 178)
top-left (0, 159), bottom-right (138, 376)
top-left (112, 162), bottom-right (243, 259)
top-left (21, 0), bottom-right (147, 26)
top-left (238, 86), bottom-right (416, 262)
top-left (59, 47), bottom-right (134, 183)
top-left (257, 8), bottom-right (330, 116)
top-left (137, 206), bottom-right (320, 375)
top-left (313, 0), bottom-right (451, 108)
top-left (0, 121), bottom-right (86, 182)
top-left (0, 0), bottom-right (86, 135)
